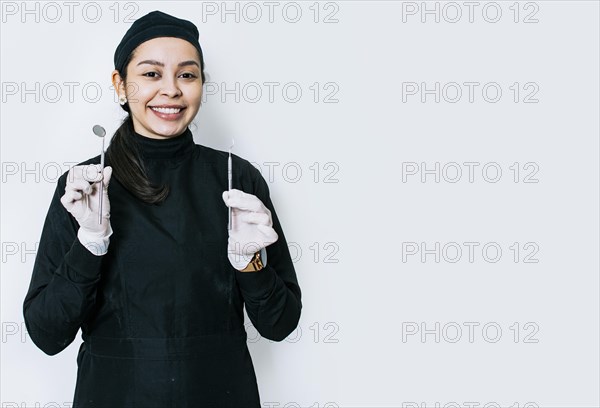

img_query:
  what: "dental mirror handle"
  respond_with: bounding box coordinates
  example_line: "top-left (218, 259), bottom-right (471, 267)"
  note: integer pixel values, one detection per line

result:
top-left (99, 137), bottom-right (105, 224)
top-left (92, 125), bottom-right (106, 225)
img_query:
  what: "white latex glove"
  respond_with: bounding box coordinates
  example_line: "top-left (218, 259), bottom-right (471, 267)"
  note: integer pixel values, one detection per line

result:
top-left (222, 188), bottom-right (278, 270)
top-left (60, 164), bottom-right (113, 256)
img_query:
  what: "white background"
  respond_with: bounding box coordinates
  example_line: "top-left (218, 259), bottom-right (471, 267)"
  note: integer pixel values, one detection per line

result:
top-left (1, 1), bottom-right (599, 407)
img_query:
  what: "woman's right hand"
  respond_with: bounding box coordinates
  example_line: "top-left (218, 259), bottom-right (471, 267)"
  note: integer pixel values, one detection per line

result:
top-left (60, 165), bottom-right (113, 254)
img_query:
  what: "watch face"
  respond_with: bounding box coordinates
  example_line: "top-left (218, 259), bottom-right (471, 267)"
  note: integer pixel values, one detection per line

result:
top-left (239, 252), bottom-right (264, 272)
top-left (255, 253), bottom-right (263, 266)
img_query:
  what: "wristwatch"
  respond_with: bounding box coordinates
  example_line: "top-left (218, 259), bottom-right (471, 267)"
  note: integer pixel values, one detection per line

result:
top-left (239, 251), bottom-right (264, 272)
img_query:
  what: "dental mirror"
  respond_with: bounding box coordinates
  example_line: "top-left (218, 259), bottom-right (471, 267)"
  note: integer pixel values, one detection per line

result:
top-left (93, 125), bottom-right (106, 224)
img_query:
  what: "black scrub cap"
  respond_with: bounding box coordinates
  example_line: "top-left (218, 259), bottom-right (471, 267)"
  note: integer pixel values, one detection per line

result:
top-left (114, 10), bottom-right (204, 75)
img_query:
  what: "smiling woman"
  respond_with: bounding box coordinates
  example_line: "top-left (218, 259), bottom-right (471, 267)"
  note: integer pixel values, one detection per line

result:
top-left (22, 9), bottom-right (302, 408)
top-left (115, 39), bottom-right (203, 139)
top-left (105, 10), bottom-right (208, 205)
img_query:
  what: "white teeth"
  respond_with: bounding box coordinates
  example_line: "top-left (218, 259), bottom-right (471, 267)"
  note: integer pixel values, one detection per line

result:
top-left (151, 107), bottom-right (182, 114)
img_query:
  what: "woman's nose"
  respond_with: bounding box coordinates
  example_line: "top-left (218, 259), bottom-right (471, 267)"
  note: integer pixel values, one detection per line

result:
top-left (159, 77), bottom-right (181, 97)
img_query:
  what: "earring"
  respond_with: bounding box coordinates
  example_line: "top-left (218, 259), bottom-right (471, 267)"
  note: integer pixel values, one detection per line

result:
top-left (119, 95), bottom-right (127, 105)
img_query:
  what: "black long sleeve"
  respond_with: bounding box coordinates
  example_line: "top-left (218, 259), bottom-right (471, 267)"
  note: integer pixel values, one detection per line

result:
top-left (234, 164), bottom-right (302, 342)
top-left (23, 172), bottom-right (104, 356)
top-left (21, 129), bottom-right (301, 405)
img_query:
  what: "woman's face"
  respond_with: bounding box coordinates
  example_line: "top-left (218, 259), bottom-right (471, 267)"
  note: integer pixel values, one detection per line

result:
top-left (116, 37), bottom-right (203, 139)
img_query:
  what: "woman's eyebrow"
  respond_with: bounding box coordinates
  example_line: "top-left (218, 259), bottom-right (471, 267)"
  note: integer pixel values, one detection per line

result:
top-left (136, 59), bottom-right (200, 68)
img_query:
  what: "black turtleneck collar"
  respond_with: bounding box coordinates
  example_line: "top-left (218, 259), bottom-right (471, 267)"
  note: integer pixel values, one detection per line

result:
top-left (132, 127), bottom-right (195, 160)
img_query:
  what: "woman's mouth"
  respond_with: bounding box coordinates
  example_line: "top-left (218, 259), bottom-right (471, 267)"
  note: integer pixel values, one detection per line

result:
top-left (149, 106), bottom-right (186, 120)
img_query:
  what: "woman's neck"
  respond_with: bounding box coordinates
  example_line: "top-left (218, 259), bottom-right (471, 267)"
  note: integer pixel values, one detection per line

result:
top-left (132, 127), bottom-right (195, 160)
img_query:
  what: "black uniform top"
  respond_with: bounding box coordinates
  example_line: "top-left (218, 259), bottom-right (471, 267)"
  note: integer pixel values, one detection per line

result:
top-left (22, 127), bottom-right (302, 408)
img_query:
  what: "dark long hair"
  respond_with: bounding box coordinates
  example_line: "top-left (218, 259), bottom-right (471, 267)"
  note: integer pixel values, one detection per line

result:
top-left (107, 47), bottom-right (206, 205)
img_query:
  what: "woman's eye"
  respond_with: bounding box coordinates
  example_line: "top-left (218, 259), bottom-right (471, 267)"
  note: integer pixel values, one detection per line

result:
top-left (143, 72), bottom-right (160, 78)
top-left (180, 73), bottom-right (197, 79)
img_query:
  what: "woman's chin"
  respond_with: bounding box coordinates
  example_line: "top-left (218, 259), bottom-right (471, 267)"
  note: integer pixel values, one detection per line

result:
top-left (146, 120), bottom-right (189, 138)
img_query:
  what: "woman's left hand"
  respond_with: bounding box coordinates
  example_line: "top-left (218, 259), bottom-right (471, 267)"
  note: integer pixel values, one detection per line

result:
top-left (222, 188), bottom-right (278, 270)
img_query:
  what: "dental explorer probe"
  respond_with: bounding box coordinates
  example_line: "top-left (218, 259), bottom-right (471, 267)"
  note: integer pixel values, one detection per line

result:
top-left (228, 137), bottom-right (235, 230)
